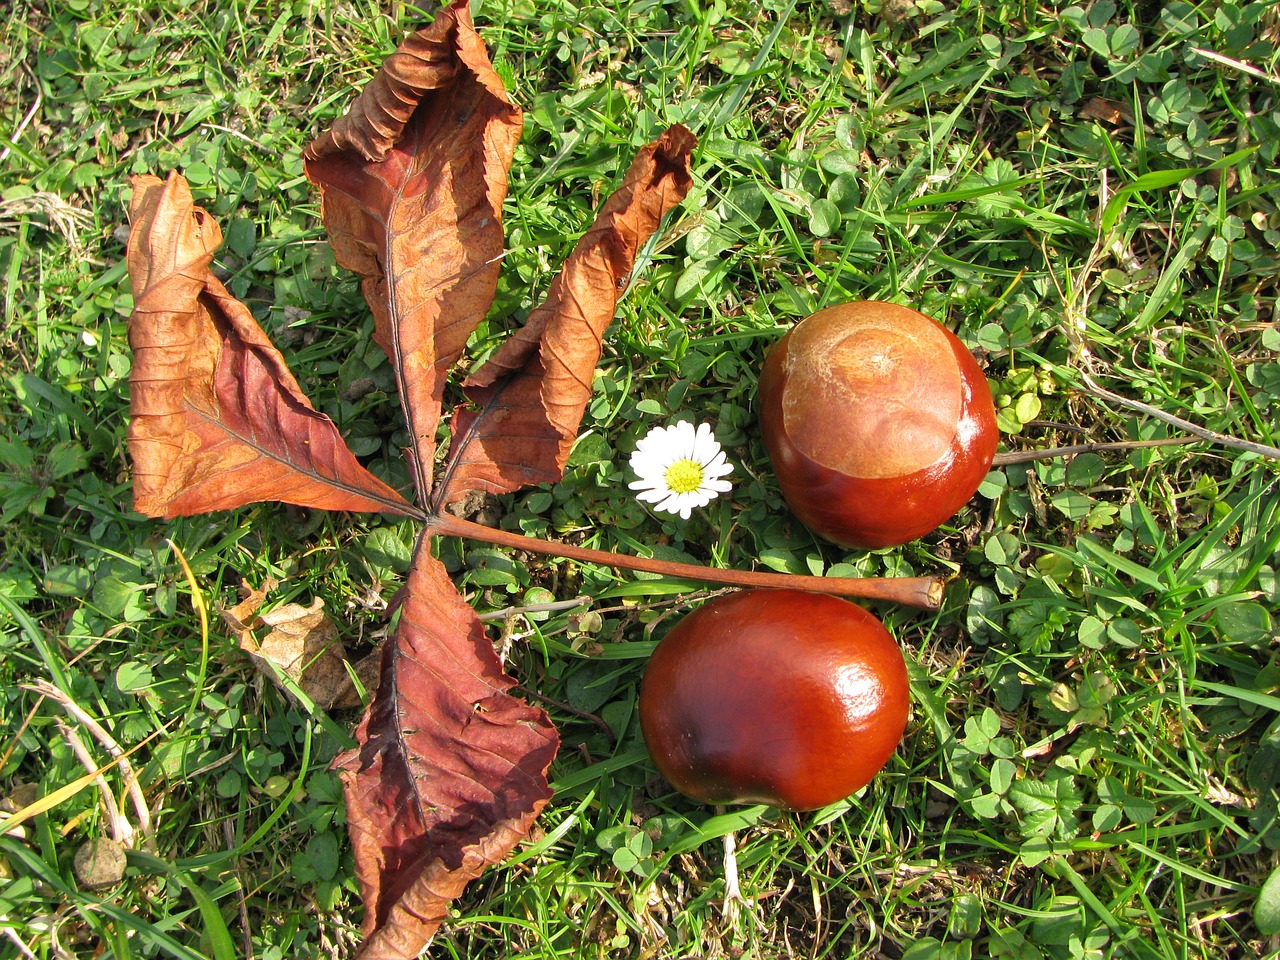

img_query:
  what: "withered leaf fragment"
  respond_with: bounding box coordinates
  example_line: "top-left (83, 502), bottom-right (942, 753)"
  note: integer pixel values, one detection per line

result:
top-left (303, 0), bottom-right (522, 501)
top-left (335, 539), bottom-right (558, 959)
top-left (222, 582), bottom-right (363, 710)
top-left (1077, 97), bottom-right (1132, 126)
top-left (439, 124), bottom-right (697, 507)
top-left (126, 173), bottom-right (416, 519)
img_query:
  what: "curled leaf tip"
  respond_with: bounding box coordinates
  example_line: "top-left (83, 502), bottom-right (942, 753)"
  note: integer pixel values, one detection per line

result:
top-left (303, 0), bottom-right (503, 165)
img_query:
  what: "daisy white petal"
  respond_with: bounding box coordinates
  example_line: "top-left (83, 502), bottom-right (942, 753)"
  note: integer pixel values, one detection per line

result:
top-left (653, 491), bottom-right (683, 514)
top-left (672, 496), bottom-right (698, 519)
top-left (629, 446), bottom-right (657, 468)
top-left (703, 455), bottom-right (732, 478)
top-left (685, 492), bottom-right (713, 511)
top-left (634, 428), bottom-right (669, 456)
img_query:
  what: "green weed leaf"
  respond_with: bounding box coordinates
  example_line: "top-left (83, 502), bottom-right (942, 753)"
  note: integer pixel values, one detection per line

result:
top-left (1255, 865), bottom-right (1280, 935)
top-left (1009, 770), bottom-right (1081, 840)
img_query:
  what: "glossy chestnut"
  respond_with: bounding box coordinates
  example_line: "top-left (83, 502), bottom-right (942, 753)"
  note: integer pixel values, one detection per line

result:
top-left (758, 300), bottom-right (998, 549)
top-left (638, 589), bottom-right (909, 811)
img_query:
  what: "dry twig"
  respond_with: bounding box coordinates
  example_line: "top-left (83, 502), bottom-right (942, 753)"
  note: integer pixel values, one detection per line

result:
top-left (0, 63), bottom-right (41, 165)
top-left (52, 720), bottom-right (133, 847)
top-left (993, 436), bottom-right (1198, 465)
top-left (24, 680), bottom-right (155, 849)
top-left (223, 819), bottom-right (256, 960)
top-left (2, 928), bottom-right (38, 960)
top-left (1077, 372), bottom-right (1280, 461)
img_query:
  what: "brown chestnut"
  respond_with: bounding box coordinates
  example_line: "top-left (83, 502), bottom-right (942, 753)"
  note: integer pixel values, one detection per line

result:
top-left (638, 589), bottom-right (909, 811)
top-left (758, 300), bottom-right (998, 549)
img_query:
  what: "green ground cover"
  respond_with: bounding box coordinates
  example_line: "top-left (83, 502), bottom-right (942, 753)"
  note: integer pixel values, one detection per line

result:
top-left (2, 0), bottom-right (1280, 957)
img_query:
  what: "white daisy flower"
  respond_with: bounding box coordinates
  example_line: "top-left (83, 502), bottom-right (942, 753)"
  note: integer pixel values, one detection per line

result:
top-left (628, 421), bottom-right (733, 520)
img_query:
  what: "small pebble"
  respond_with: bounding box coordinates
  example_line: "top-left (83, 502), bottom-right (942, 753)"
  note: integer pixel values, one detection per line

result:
top-left (74, 837), bottom-right (127, 890)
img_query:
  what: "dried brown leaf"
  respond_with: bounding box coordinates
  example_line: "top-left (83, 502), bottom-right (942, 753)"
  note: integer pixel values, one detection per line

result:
top-left (221, 577), bottom-right (276, 633)
top-left (335, 540), bottom-right (558, 959)
top-left (303, 0), bottom-right (521, 500)
top-left (438, 124), bottom-right (696, 505)
top-left (126, 173), bottom-right (416, 520)
top-left (1078, 97), bottom-right (1132, 126)
top-left (223, 587), bottom-right (360, 710)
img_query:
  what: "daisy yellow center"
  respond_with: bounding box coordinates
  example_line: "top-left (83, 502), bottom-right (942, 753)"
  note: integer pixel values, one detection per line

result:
top-left (664, 459), bottom-right (704, 494)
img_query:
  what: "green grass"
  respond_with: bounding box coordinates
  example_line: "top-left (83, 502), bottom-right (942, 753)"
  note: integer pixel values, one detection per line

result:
top-left (3, 0), bottom-right (1280, 957)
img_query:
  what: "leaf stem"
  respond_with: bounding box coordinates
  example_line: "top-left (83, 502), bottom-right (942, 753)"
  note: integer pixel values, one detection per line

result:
top-left (428, 513), bottom-right (946, 610)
